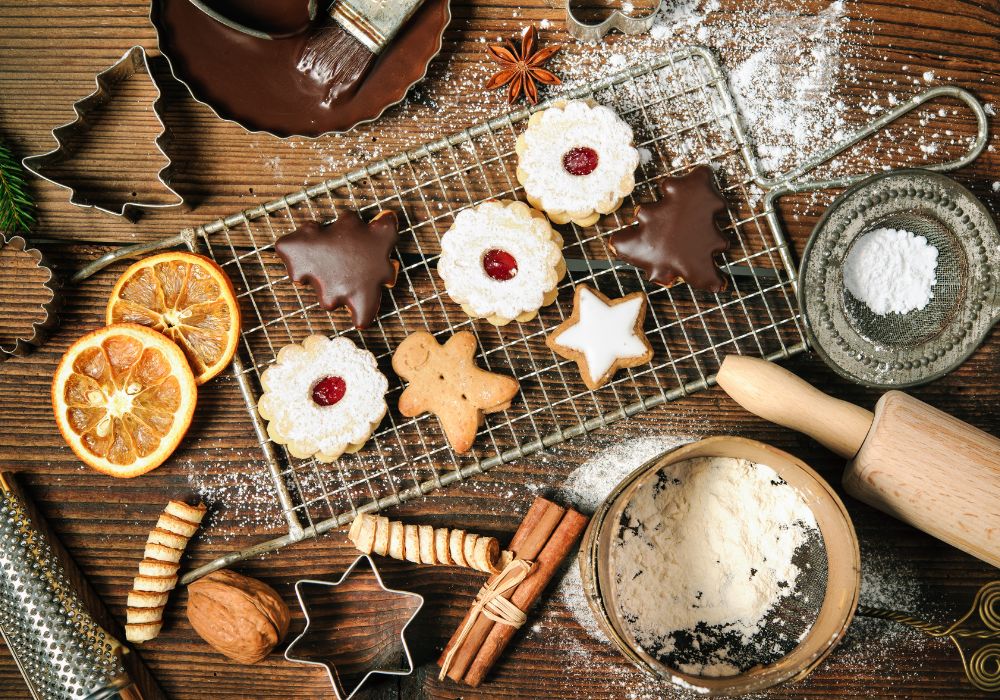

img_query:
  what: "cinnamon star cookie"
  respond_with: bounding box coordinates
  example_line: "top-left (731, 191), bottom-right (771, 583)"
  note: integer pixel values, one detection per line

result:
top-left (276, 210), bottom-right (399, 328)
top-left (610, 166), bottom-right (730, 292)
top-left (546, 285), bottom-right (653, 390)
top-left (392, 331), bottom-right (519, 453)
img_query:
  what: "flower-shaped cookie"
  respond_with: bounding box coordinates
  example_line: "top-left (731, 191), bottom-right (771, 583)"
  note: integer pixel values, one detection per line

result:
top-left (257, 335), bottom-right (388, 462)
top-left (437, 200), bottom-right (565, 325)
top-left (515, 100), bottom-right (639, 226)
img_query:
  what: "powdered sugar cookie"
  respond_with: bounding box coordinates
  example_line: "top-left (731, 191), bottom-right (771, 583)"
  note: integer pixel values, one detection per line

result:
top-left (437, 199), bottom-right (566, 325)
top-left (546, 285), bottom-right (653, 389)
top-left (516, 100), bottom-right (640, 227)
top-left (257, 335), bottom-right (388, 462)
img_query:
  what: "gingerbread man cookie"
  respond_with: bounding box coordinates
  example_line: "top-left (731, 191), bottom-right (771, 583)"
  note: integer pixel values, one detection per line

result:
top-left (546, 285), bottom-right (653, 389)
top-left (392, 331), bottom-right (519, 453)
top-left (275, 210), bottom-right (399, 328)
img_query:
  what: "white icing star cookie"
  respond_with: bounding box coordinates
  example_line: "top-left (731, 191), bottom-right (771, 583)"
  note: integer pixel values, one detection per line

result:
top-left (546, 285), bottom-right (653, 389)
top-left (515, 100), bottom-right (640, 227)
top-left (437, 199), bottom-right (566, 326)
top-left (257, 334), bottom-right (388, 462)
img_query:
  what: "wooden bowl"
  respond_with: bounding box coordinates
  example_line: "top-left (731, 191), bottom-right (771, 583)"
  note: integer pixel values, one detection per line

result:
top-left (578, 435), bottom-right (861, 696)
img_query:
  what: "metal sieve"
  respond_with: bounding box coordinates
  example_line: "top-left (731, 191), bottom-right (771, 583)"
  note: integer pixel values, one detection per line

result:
top-left (798, 170), bottom-right (1000, 389)
top-left (579, 436), bottom-right (861, 696)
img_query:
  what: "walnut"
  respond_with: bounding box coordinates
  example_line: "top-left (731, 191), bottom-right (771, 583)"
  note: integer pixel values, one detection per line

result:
top-left (186, 569), bottom-right (290, 664)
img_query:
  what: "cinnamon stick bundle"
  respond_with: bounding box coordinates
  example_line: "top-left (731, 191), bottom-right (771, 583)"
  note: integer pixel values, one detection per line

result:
top-left (438, 496), bottom-right (589, 687)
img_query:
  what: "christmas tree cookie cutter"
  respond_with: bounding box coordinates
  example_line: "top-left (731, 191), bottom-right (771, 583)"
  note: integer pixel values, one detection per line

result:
top-left (21, 46), bottom-right (183, 218)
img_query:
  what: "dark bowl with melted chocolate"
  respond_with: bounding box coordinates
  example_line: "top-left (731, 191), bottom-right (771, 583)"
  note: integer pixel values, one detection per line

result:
top-left (151, 0), bottom-right (451, 137)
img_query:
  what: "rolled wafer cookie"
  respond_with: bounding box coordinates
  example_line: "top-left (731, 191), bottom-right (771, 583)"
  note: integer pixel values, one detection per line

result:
top-left (404, 524), bottom-right (421, 563)
top-left (125, 499), bottom-right (205, 644)
top-left (125, 622), bottom-right (162, 644)
top-left (347, 513), bottom-right (510, 573)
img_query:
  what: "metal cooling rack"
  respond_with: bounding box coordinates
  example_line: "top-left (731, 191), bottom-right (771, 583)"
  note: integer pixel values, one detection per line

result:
top-left (173, 46), bottom-right (811, 579)
top-left (138, 47), bottom-right (983, 581)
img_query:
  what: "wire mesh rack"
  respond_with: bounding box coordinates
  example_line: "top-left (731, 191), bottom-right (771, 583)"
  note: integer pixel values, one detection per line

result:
top-left (179, 45), bottom-right (811, 580)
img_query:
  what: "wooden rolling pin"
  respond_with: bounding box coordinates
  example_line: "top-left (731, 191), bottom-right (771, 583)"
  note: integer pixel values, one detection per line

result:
top-left (716, 355), bottom-right (1000, 568)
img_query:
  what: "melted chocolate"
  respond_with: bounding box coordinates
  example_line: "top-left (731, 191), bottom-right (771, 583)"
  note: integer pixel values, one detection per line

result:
top-left (610, 166), bottom-right (730, 292)
top-left (276, 211), bottom-right (400, 328)
top-left (199, 0), bottom-right (314, 36)
top-left (153, 0), bottom-right (450, 135)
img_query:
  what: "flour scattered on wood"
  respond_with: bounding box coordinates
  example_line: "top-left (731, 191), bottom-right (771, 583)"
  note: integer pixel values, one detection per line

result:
top-left (557, 435), bottom-right (694, 514)
top-left (185, 458), bottom-right (286, 542)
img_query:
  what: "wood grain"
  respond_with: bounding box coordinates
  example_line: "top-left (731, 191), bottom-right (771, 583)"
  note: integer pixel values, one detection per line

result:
top-left (1, 1), bottom-right (999, 699)
top-left (846, 391), bottom-right (1000, 569)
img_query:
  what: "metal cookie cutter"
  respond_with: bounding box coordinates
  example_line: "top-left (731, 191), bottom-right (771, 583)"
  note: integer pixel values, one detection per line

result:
top-left (0, 232), bottom-right (61, 360)
top-left (565, 0), bottom-right (665, 42)
top-left (21, 46), bottom-right (183, 218)
top-left (284, 555), bottom-right (424, 700)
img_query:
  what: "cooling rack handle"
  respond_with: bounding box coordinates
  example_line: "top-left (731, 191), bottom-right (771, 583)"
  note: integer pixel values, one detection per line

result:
top-left (70, 230), bottom-right (196, 284)
top-left (758, 86), bottom-right (990, 196)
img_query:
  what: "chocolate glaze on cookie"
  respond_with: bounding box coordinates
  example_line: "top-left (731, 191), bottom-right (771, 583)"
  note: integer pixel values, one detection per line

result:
top-left (276, 211), bottom-right (399, 329)
top-left (610, 166), bottom-right (730, 292)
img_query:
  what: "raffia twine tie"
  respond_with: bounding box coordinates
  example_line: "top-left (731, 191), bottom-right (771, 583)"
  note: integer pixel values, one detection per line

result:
top-left (438, 558), bottom-right (533, 680)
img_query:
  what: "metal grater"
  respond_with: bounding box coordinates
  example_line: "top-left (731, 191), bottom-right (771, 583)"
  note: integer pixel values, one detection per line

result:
top-left (0, 473), bottom-right (132, 700)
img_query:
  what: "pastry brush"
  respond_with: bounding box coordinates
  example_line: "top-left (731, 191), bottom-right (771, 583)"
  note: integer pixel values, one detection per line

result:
top-left (296, 0), bottom-right (426, 104)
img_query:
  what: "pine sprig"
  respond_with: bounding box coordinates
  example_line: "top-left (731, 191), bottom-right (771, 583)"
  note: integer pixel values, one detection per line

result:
top-left (0, 140), bottom-right (35, 235)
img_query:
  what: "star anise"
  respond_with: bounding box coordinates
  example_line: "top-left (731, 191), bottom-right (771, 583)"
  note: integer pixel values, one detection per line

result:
top-left (485, 25), bottom-right (561, 105)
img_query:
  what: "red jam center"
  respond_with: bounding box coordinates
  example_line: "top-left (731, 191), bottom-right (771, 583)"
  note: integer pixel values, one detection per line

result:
top-left (562, 147), bottom-right (599, 176)
top-left (312, 375), bottom-right (347, 406)
top-left (482, 248), bottom-right (518, 281)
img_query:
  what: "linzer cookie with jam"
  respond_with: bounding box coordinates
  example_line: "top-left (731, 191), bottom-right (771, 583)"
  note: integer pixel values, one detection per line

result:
top-left (437, 200), bottom-right (565, 326)
top-left (275, 211), bottom-right (399, 329)
top-left (610, 165), bottom-right (730, 292)
top-left (515, 100), bottom-right (639, 226)
top-left (257, 335), bottom-right (388, 462)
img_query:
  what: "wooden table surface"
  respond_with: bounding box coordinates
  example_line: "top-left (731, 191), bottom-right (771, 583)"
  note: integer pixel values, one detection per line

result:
top-left (1, 1), bottom-right (998, 698)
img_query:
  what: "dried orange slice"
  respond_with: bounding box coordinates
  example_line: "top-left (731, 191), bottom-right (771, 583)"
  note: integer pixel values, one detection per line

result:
top-left (52, 323), bottom-right (197, 478)
top-left (106, 251), bottom-right (240, 384)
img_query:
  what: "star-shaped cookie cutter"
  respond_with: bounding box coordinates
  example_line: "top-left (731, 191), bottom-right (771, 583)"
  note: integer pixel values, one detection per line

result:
top-left (565, 0), bottom-right (665, 42)
top-left (21, 46), bottom-right (182, 217)
top-left (284, 555), bottom-right (424, 700)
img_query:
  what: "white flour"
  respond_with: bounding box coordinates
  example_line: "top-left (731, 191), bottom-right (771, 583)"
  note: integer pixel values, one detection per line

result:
top-left (843, 227), bottom-right (939, 315)
top-left (555, 436), bottom-right (694, 639)
top-left (558, 435), bottom-right (694, 514)
top-left (612, 457), bottom-right (819, 676)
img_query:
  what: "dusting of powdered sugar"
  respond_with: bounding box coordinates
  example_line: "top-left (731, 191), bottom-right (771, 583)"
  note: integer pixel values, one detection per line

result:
top-left (185, 459), bottom-right (286, 542)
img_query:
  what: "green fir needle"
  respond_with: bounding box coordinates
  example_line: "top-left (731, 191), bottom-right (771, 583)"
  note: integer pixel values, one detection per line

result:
top-left (0, 140), bottom-right (36, 235)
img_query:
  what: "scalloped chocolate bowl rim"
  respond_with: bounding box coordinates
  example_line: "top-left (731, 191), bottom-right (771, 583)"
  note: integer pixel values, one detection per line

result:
top-left (149, 0), bottom-right (452, 138)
